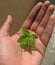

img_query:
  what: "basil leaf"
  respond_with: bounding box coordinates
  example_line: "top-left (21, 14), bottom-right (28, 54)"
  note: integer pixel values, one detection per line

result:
top-left (18, 28), bottom-right (38, 50)
top-left (17, 35), bottom-right (26, 43)
top-left (18, 35), bottom-right (27, 44)
top-left (31, 46), bottom-right (37, 50)
top-left (17, 35), bottom-right (28, 48)
top-left (28, 37), bottom-right (36, 50)
top-left (28, 34), bottom-right (37, 46)
top-left (22, 27), bottom-right (30, 36)
top-left (31, 34), bottom-right (38, 39)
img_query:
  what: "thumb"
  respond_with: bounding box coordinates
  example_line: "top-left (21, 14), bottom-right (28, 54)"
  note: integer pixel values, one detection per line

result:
top-left (1, 15), bottom-right (13, 34)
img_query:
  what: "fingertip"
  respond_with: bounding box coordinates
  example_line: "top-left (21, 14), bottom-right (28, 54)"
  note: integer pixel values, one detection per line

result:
top-left (0, 15), bottom-right (13, 33)
top-left (7, 15), bottom-right (13, 22)
top-left (7, 15), bottom-right (12, 18)
top-left (44, 1), bottom-right (51, 5)
top-left (49, 5), bottom-right (54, 11)
top-left (38, 2), bottom-right (43, 5)
top-left (34, 2), bottom-right (43, 9)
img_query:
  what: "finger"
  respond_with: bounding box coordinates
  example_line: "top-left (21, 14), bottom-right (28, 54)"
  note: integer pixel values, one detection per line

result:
top-left (36, 5), bottom-right (54, 35)
top-left (30, 1), bottom-right (51, 31)
top-left (22, 2), bottom-right (42, 29)
top-left (41, 15), bottom-right (55, 47)
top-left (1, 15), bottom-right (13, 34)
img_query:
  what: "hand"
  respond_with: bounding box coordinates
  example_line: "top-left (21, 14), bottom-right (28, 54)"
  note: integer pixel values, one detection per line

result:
top-left (0, 1), bottom-right (55, 65)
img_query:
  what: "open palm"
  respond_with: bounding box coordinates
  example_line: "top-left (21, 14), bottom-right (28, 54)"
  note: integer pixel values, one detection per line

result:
top-left (0, 1), bottom-right (55, 65)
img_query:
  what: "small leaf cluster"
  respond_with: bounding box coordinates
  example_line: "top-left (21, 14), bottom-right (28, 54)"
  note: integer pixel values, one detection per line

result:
top-left (17, 28), bottom-right (38, 50)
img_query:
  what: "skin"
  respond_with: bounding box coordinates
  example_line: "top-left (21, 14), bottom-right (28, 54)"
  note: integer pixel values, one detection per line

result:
top-left (0, 1), bottom-right (55, 65)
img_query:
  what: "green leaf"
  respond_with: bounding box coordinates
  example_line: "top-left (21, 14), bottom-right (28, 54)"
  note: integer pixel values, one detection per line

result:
top-left (17, 28), bottom-right (38, 51)
top-left (21, 44), bottom-right (27, 49)
top-left (29, 38), bottom-right (34, 45)
top-left (31, 34), bottom-right (38, 39)
top-left (17, 35), bottom-right (26, 43)
top-left (22, 27), bottom-right (30, 36)
top-left (17, 35), bottom-right (28, 48)
top-left (28, 34), bottom-right (37, 46)
top-left (28, 37), bottom-right (36, 50)
top-left (31, 46), bottom-right (37, 50)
